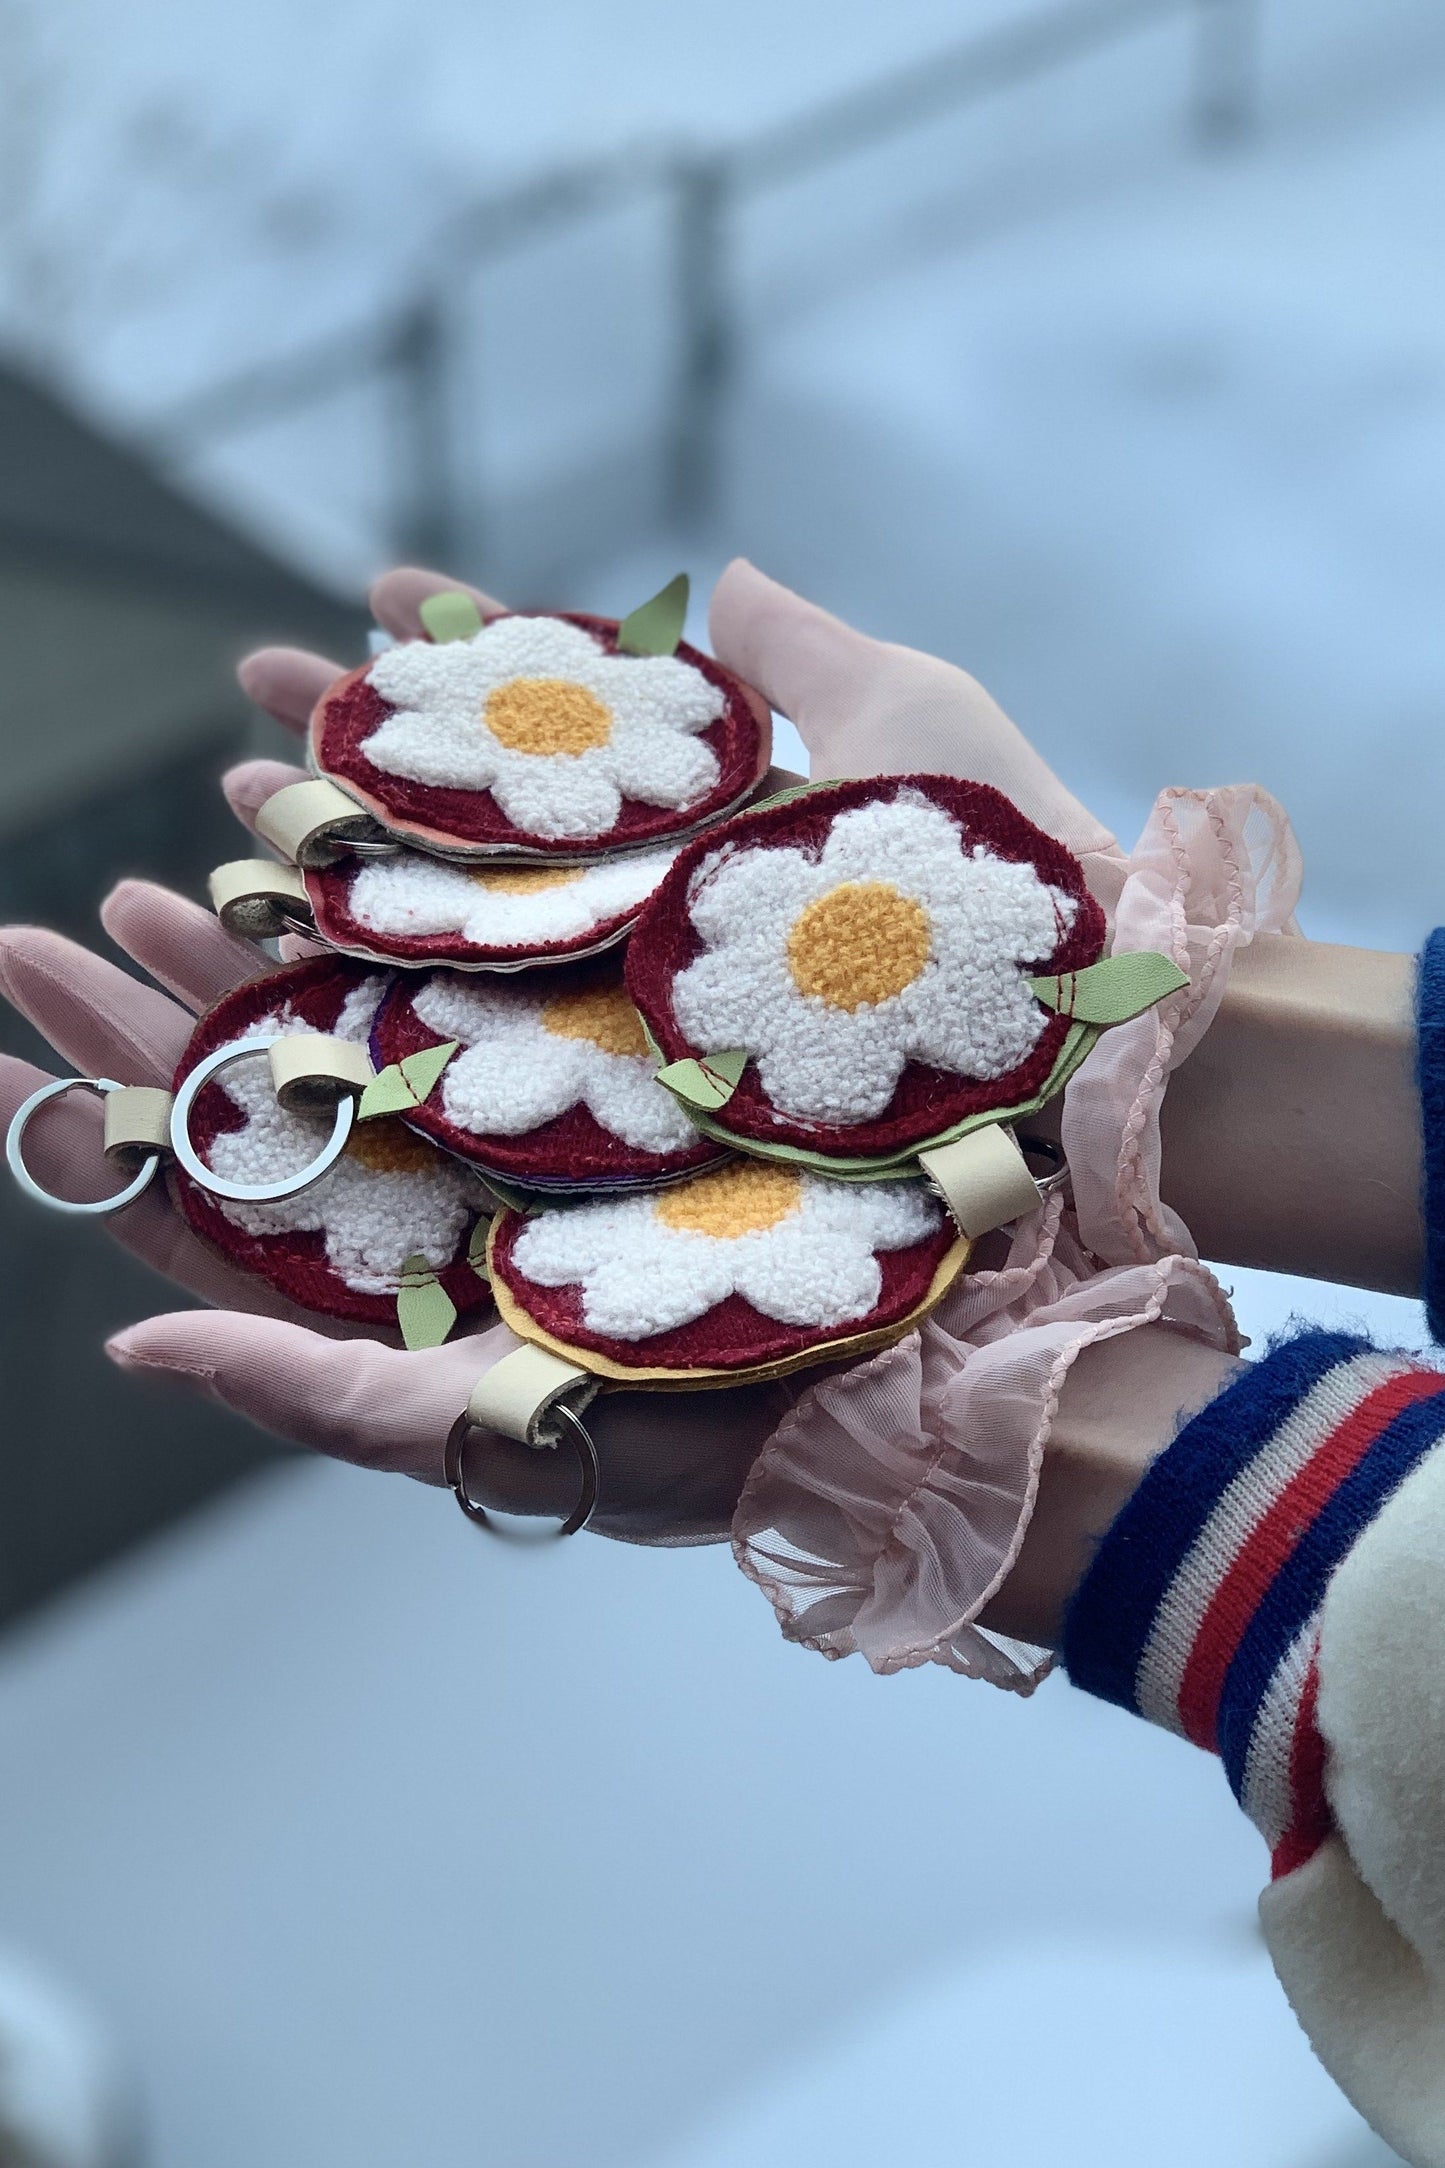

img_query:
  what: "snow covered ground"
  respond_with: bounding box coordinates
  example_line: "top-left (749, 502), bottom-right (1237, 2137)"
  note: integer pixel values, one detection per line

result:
top-left (1, 0), bottom-right (1443, 2161)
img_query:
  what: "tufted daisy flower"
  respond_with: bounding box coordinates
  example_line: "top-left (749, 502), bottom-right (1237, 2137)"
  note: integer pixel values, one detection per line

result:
top-left (412, 973), bottom-right (699, 1157)
top-left (509, 1160), bottom-right (943, 1341)
top-left (669, 789), bottom-right (1079, 1127)
top-left (205, 979), bottom-right (480, 1294)
top-left (343, 843), bottom-right (678, 957)
top-left (361, 617), bottom-right (725, 843)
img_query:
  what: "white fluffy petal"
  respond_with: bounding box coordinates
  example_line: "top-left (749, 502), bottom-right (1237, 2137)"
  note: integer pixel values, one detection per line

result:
top-left (577, 1048), bottom-right (702, 1154)
top-left (819, 792), bottom-right (966, 885)
top-left (751, 1000), bottom-right (911, 1125)
top-left (485, 746), bottom-right (623, 842)
top-left (731, 1217), bottom-right (882, 1327)
top-left (411, 976), bottom-right (516, 1047)
top-left (685, 843), bottom-right (817, 950)
top-left (440, 1033), bottom-right (589, 1138)
top-left (364, 704), bottom-right (502, 792)
top-left (511, 1194), bottom-right (646, 1290)
top-left (608, 716), bottom-right (720, 811)
top-left (586, 649), bottom-right (725, 730)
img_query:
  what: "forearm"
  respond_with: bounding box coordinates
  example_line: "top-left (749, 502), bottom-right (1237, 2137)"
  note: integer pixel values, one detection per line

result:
top-left (1033, 936), bottom-right (1423, 1295)
top-left (1160, 937), bottom-right (1421, 1294)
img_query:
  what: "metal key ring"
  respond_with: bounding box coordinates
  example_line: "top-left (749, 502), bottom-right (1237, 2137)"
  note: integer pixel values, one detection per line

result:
top-left (170, 1036), bottom-right (354, 1203)
top-left (5, 1077), bottom-right (162, 1217)
top-left (445, 1401), bottom-right (600, 1539)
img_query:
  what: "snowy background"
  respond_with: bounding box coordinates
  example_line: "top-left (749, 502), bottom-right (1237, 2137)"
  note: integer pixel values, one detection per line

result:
top-left (0, 0), bottom-right (1441, 2159)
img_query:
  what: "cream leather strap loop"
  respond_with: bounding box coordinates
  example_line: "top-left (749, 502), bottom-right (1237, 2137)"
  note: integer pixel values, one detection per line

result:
top-left (266, 1035), bottom-right (374, 1115)
top-left (208, 859), bottom-right (313, 941)
top-left (102, 1085), bottom-right (174, 1165)
top-left (465, 1345), bottom-right (597, 1445)
top-left (918, 1125), bottom-right (1047, 1238)
top-left (254, 779), bottom-right (387, 868)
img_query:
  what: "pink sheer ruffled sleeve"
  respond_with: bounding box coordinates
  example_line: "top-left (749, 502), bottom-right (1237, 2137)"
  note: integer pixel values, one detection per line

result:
top-left (732, 785), bottom-right (1295, 1684)
top-left (732, 1194), bottom-right (1240, 1689)
top-left (1064, 784), bottom-right (1301, 1265)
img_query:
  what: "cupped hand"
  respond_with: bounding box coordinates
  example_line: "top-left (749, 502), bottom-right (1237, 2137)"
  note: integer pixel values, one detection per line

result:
top-left (0, 888), bottom-right (782, 1541)
top-left (3, 560), bottom-right (1133, 1543)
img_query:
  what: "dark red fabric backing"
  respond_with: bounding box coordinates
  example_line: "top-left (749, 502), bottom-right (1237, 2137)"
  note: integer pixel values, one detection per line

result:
top-left (490, 1207), bottom-right (956, 1373)
top-left (371, 962), bottom-right (723, 1187)
top-left (306, 859), bottom-right (643, 970)
top-left (311, 613), bottom-right (767, 856)
top-left (172, 957), bottom-right (491, 1329)
top-left (625, 774), bottom-right (1106, 1160)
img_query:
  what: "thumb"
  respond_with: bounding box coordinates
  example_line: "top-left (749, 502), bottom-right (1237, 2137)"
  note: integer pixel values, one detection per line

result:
top-left (709, 559), bottom-right (1124, 887)
top-left (106, 1310), bottom-right (521, 1483)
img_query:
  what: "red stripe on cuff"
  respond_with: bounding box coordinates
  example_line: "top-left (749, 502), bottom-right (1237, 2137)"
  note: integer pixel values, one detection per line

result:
top-left (1270, 1651), bottom-right (1330, 1880)
top-left (1176, 1369), bottom-right (1441, 1750)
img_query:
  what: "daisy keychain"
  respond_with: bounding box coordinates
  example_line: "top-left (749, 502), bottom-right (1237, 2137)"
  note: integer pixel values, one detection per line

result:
top-left (208, 576), bottom-right (775, 973)
top-left (622, 773), bottom-right (1190, 1236)
top-left (6, 956), bottom-right (495, 1346)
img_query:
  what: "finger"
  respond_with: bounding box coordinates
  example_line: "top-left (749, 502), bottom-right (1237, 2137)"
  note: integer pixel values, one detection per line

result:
top-left (100, 879), bottom-right (272, 1013)
top-left (106, 1310), bottom-right (521, 1480)
top-left (708, 559), bottom-right (1122, 873)
top-left (369, 566), bottom-right (507, 641)
top-left (0, 1053), bottom-right (313, 1316)
top-left (222, 757), bottom-right (308, 838)
top-left (708, 557), bottom-right (883, 727)
top-left (0, 927), bottom-right (194, 1080)
top-left (237, 646), bottom-right (342, 733)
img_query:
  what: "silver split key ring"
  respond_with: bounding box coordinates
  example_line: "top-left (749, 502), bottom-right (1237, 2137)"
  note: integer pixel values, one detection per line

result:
top-left (6, 1077), bottom-right (162, 1216)
top-left (169, 1036), bottom-right (354, 1204)
top-left (445, 1401), bottom-right (601, 1539)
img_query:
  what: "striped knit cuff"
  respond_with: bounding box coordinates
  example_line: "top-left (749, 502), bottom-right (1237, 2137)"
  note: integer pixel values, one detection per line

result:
top-left (1063, 1330), bottom-right (1445, 1878)
top-left (1417, 928), bottom-right (1445, 1342)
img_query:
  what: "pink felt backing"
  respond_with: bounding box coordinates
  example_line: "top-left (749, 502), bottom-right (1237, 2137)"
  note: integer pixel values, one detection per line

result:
top-left (171, 957), bottom-right (492, 1328)
top-left (311, 613), bottom-right (771, 857)
top-left (624, 774), bottom-right (1106, 1160)
top-left (371, 961), bottom-right (724, 1188)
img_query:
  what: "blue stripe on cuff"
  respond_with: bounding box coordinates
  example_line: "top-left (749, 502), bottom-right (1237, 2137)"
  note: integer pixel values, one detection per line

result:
top-left (1062, 1330), bottom-right (1372, 1713)
top-left (1416, 929), bottom-right (1445, 1343)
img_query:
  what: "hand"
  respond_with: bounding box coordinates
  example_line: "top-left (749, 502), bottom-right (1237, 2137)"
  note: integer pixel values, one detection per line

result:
top-left (0, 894), bottom-right (786, 1540)
top-left (0, 563), bottom-right (795, 1543)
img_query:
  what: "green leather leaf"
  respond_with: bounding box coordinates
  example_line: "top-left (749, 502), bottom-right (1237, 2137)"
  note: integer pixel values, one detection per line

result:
top-left (357, 1065), bottom-right (420, 1120)
top-left (1029, 952), bottom-right (1189, 1027)
top-left (467, 1218), bottom-right (491, 1279)
top-left (617, 572), bottom-right (689, 656)
top-left (399, 1038), bottom-right (458, 1103)
top-left (656, 1047), bottom-right (747, 1111)
top-left (396, 1255), bottom-right (457, 1350)
top-left (418, 590), bottom-right (483, 644)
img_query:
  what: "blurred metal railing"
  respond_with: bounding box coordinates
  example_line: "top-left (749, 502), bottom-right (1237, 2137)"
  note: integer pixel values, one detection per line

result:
top-left (157, 0), bottom-right (1262, 567)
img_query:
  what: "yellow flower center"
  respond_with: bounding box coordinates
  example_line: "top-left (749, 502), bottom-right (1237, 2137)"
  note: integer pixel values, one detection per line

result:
top-left (541, 983), bottom-right (649, 1059)
top-left (468, 865), bottom-right (586, 896)
top-left (655, 1160), bottom-right (802, 1239)
top-left (786, 880), bottom-right (931, 1011)
top-left (346, 1117), bottom-right (437, 1174)
top-left (484, 678), bottom-right (612, 758)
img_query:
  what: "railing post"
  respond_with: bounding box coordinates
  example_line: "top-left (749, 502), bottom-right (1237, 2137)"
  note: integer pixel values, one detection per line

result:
top-left (1190, 0), bottom-right (1260, 149)
top-left (388, 292), bottom-right (464, 569)
top-left (667, 153), bottom-right (733, 531)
